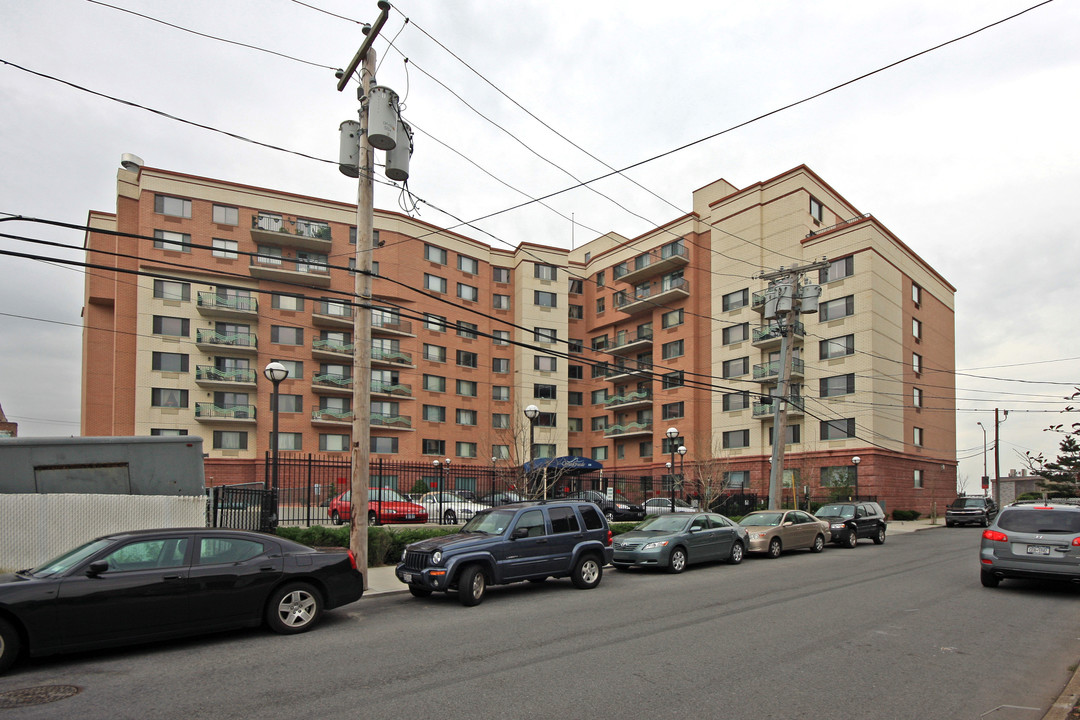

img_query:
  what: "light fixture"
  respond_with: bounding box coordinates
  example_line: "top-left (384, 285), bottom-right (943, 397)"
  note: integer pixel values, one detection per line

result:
top-left (677, 446), bottom-right (687, 457)
top-left (263, 361), bottom-right (289, 383)
top-left (524, 405), bottom-right (540, 420)
top-left (666, 427), bottom-right (679, 440)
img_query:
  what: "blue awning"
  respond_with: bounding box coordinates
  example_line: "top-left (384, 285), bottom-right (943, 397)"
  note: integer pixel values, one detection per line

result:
top-left (522, 456), bottom-right (603, 475)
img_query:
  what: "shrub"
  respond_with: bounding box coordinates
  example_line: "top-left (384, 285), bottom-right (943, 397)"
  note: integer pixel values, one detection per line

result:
top-left (276, 525), bottom-right (460, 566)
top-left (891, 509), bottom-right (922, 521)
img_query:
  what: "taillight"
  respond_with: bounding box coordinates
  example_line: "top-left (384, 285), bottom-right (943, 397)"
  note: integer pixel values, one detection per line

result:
top-left (982, 529), bottom-right (1008, 542)
top-left (347, 550), bottom-right (358, 570)
top-left (1072, 538), bottom-right (1080, 547)
top-left (606, 530), bottom-right (613, 547)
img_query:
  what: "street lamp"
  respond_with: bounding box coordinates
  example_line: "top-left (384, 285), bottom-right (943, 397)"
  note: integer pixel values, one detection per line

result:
top-left (432, 458), bottom-right (450, 524)
top-left (852, 456), bottom-right (861, 501)
top-left (678, 444), bottom-right (687, 507)
top-left (977, 421), bottom-right (988, 494)
top-left (263, 362), bottom-right (289, 493)
top-left (666, 427), bottom-right (679, 513)
top-left (524, 404), bottom-right (540, 495)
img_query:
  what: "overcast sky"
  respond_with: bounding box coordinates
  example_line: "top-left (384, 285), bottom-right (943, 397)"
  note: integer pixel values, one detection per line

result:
top-left (2, 0), bottom-right (1077, 492)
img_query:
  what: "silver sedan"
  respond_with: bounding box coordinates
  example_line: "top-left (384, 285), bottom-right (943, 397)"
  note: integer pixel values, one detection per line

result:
top-left (739, 509), bottom-right (829, 558)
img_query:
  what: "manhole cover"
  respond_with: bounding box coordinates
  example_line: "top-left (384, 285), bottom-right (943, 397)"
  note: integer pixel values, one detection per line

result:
top-left (0, 685), bottom-right (81, 709)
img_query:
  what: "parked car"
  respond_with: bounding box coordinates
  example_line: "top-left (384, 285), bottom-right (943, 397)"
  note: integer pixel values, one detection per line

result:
top-left (947, 496), bottom-right (998, 527)
top-left (477, 491), bottom-right (526, 507)
top-left (642, 497), bottom-right (696, 515)
top-left (562, 490), bottom-right (646, 522)
top-left (0, 528), bottom-right (363, 675)
top-left (612, 512), bottom-right (748, 572)
top-left (980, 500), bottom-right (1080, 588)
top-left (396, 501), bottom-right (613, 606)
top-left (328, 489), bottom-right (428, 526)
top-left (416, 492), bottom-right (488, 524)
top-left (739, 509), bottom-right (830, 557)
top-left (814, 501), bottom-right (888, 547)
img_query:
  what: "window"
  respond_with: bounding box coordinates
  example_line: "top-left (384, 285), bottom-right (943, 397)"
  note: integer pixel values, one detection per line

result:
top-left (493, 413), bottom-right (510, 429)
top-left (613, 261), bottom-right (629, 280)
top-left (660, 436), bottom-right (683, 455)
top-left (591, 446), bottom-right (609, 461)
top-left (423, 405), bottom-right (446, 422)
top-left (492, 444), bottom-right (510, 459)
top-left (723, 391), bottom-right (750, 411)
top-left (534, 263), bottom-right (557, 281)
top-left (535, 412), bottom-right (557, 428)
top-left (662, 371), bottom-right (684, 389)
top-left (568, 304), bottom-right (584, 319)
top-left (424, 314), bottom-right (447, 332)
top-left (493, 358), bottom-right (510, 373)
top-left (271, 326), bottom-right (303, 345)
top-left (534, 384), bottom-right (556, 400)
top-left (493, 267), bottom-right (510, 283)
top-left (568, 338), bottom-right (583, 354)
top-left (212, 204), bottom-right (239, 225)
top-left (590, 389), bottom-right (608, 404)
top-left (320, 434), bottom-right (350, 452)
top-left (150, 428), bottom-right (188, 437)
top-left (458, 255), bottom-right (479, 274)
top-left (152, 352), bottom-right (188, 373)
top-left (820, 296), bottom-right (854, 321)
top-left (567, 417), bottom-right (583, 432)
top-left (151, 388), bottom-right (188, 408)
top-left (914, 427), bottom-right (924, 447)
top-left (723, 323), bottom-right (749, 345)
top-left (456, 442), bottom-right (477, 458)
top-left (723, 430), bottom-right (749, 449)
top-left (661, 402), bottom-right (684, 420)
top-left (659, 339), bottom-right (683, 360)
top-left (423, 375), bottom-right (446, 392)
top-left (820, 256), bottom-right (854, 283)
top-left (214, 431), bottom-right (247, 451)
top-left (639, 442), bottom-right (653, 458)
top-left (568, 391), bottom-right (583, 406)
top-left (912, 318), bottom-right (922, 340)
top-left (591, 335), bottom-right (609, 351)
top-left (549, 506), bottom-right (581, 534)
top-left (722, 289), bottom-right (749, 312)
top-left (424, 274), bottom-right (447, 293)
top-left (153, 280), bottom-right (190, 301)
top-left (273, 433), bottom-right (303, 451)
top-left (820, 334), bottom-right (855, 359)
top-left (493, 294), bottom-right (510, 310)
top-left (591, 362), bottom-right (609, 379)
top-left (821, 418), bottom-right (856, 440)
top-left (457, 379), bottom-right (477, 397)
top-left (723, 471), bottom-right (748, 489)
top-left (913, 387), bottom-right (923, 407)
top-left (595, 297), bottom-right (605, 314)
top-left (534, 356), bottom-right (557, 372)
top-left (456, 350), bottom-right (478, 368)
top-left (534, 291), bottom-right (557, 308)
top-left (212, 238), bottom-right (238, 259)
top-left (371, 436), bottom-right (398, 454)
top-left (272, 294), bottom-right (304, 311)
top-left (456, 409), bottom-right (477, 426)
top-left (912, 283), bottom-right (922, 306)
top-left (722, 357), bottom-right (749, 378)
top-left (493, 330), bottom-right (510, 345)
top-left (152, 316), bottom-right (189, 337)
top-left (568, 364), bottom-right (583, 379)
top-left (662, 308), bottom-right (684, 328)
top-left (768, 424), bottom-right (801, 446)
top-left (809, 196), bottom-right (824, 222)
top-left (912, 353), bottom-right (922, 375)
top-left (276, 359), bottom-right (303, 379)
top-left (568, 278), bottom-right (583, 294)
top-left (424, 245), bottom-right (447, 264)
top-left (456, 321), bottom-right (478, 339)
top-left (591, 416), bottom-right (607, 431)
top-left (153, 230), bottom-right (191, 252)
top-left (154, 194), bottom-right (192, 218)
top-left (820, 374), bottom-right (855, 397)
top-left (492, 386), bottom-right (510, 401)
top-left (534, 327), bottom-right (557, 344)
top-left (457, 283), bottom-right (479, 302)
top-left (423, 344), bottom-right (446, 363)
top-left (255, 245), bottom-right (282, 265)
top-left (595, 270), bottom-right (605, 287)
top-left (914, 469), bottom-right (924, 489)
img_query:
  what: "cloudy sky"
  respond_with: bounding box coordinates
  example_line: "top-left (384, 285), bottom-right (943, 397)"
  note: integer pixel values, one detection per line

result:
top-left (2, 0), bottom-right (1077, 491)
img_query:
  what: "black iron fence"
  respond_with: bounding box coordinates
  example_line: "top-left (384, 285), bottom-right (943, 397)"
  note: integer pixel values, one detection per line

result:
top-left (207, 484), bottom-right (278, 532)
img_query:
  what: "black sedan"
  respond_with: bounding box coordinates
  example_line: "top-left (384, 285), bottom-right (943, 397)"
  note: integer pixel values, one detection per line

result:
top-left (0, 527), bottom-right (364, 674)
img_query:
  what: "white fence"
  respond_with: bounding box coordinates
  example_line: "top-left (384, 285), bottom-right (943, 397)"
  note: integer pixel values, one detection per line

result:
top-left (0, 494), bottom-right (207, 572)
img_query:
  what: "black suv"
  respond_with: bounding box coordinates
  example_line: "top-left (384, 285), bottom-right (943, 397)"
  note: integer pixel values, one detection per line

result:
top-left (814, 501), bottom-right (887, 547)
top-left (561, 490), bottom-right (646, 522)
top-left (946, 496), bottom-right (998, 527)
top-left (395, 501), bottom-right (614, 606)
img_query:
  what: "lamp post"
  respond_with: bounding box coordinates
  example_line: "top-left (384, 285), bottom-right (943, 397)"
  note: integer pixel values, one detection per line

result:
top-left (666, 427), bottom-right (679, 513)
top-left (524, 404), bottom-right (540, 496)
top-left (678, 444), bottom-right (687, 507)
top-left (977, 421), bottom-right (988, 494)
top-left (432, 459), bottom-right (450, 525)
top-left (263, 361), bottom-right (288, 533)
top-left (852, 456), bottom-right (861, 501)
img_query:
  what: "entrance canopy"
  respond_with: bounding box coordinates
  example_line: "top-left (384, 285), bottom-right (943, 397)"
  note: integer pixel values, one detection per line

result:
top-left (521, 456), bottom-right (603, 475)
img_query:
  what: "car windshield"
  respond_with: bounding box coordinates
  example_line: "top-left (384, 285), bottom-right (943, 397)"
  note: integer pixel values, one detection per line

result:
top-left (635, 515), bottom-right (691, 533)
top-left (816, 504), bottom-right (855, 518)
top-left (461, 509), bottom-right (517, 534)
top-left (998, 508), bottom-right (1080, 534)
top-left (423, 493), bottom-right (458, 502)
top-left (370, 488), bottom-right (409, 503)
top-left (741, 512), bottom-right (784, 527)
top-left (951, 498), bottom-right (986, 508)
top-left (649, 498), bottom-right (691, 508)
top-left (30, 538), bottom-right (114, 577)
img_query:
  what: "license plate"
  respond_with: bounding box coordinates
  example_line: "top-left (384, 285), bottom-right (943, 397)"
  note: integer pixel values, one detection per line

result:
top-left (405, 514), bottom-right (415, 519)
top-left (403, 573), bottom-right (412, 583)
top-left (1027, 544), bottom-right (1050, 556)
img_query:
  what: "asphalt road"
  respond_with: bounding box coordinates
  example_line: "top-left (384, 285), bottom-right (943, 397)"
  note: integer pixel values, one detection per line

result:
top-left (2, 528), bottom-right (1079, 719)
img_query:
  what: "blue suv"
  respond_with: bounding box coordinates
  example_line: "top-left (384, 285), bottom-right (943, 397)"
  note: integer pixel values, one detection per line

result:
top-left (395, 501), bottom-right (614, 606)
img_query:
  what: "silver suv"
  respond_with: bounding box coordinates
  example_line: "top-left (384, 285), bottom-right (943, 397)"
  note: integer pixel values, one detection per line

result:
top-left (980, 501), bottom-right (1080, 588)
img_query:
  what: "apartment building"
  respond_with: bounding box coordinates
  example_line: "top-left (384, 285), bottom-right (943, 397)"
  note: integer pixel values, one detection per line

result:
top-left (82, 160), bottom-right (955, 512)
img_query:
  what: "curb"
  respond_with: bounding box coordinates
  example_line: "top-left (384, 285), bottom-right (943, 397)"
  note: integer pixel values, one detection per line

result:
top-left (1043, 662), bottom-right (1080, 720)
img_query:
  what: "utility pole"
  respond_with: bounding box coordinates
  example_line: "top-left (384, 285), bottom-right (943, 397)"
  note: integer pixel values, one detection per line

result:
top-left (993, 408), bottom-right (1008, 506)
top-left (759, 261), bottom-right (827, 510)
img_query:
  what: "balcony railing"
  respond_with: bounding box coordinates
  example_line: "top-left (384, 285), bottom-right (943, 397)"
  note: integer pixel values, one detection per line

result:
top-left (195, 403), bottom-right (256, 421)
top-left (311, 408), bottom-right (354, 423)
top-left (604, 390), bottom-right (652, 408)
top-left (196, 329), bottom-right (257, 350)
top-left (372, 381), bottom-right (413, 397)
top-left (609, 329), bottom-right (653, 355)
top-left (752, 358), bottom-right (805, 381)
top-left (312, 373), bottom-right (353, 390)
top-left (196, 292), bottom-right (258, 314)
top-left (615, 243), bottom-right (690, 285)
top-left (752, 396), bottom-right (805, 418)
top-left (312, 339), bottom-right (355, 357)
top-left (605, 360), bottom-right (653, 381)
top-left (614, 277), bottom-right (690, 315)
top-left (371, 348), bottom-right (413, 365)
top-left (371, 413), bottom-right (412, 429)
top-left (250, 214), bottom-right (332, 251)
top-left (372, 316), bottom-right (414, 336)
top-left (248, 256), bottom-right (331, 287)
top-left (751, 290), bottom-right (767, 312)
top-left (752, 321), bottom-right (805, 346)
top-left (195, 366), bottom-right (257, 384)
top-left (604, 421), bottom-right (653, 438)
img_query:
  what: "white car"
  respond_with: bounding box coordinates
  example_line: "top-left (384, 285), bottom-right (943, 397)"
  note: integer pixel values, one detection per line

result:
top-left (416, 492), bottom-right (487, 524)
top-left (643, 497), bottom-right (696, 515)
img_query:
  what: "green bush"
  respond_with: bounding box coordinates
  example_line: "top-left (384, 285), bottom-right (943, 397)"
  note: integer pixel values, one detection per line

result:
top-left (891, 509), bottom-right (922, 521)
top-left (275, 525), bottom-right (460, 566)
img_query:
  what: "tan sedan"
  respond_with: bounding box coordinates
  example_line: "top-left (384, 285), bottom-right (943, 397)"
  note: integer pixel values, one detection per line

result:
top-left (739, 509), bottom-right (830, 558)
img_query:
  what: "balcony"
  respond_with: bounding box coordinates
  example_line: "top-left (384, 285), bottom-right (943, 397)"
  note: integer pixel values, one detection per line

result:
top-left (312, 302), bottom-right (353, 329)
top-left (371, 316), bottom-right (415, 337)
top-left (751, 290), bottom-right (767, 313)
top-left (615, 278), bottom-right (690, 316)
top-left (609, 329), bottom-right (653, 356)
top-left (371, 413), bottom-right (413, 430)
top-left (753, 358), bottom-right (805, 382)
top-left (250, 214), bottom-right (333, 252)
top-left (751, 321), bottom-right (805, 350)
top-left (312, 373), bottom-right (353, 395)
top-left (196, 292), bottom-right (258, 319)
top-left (604, 389), bottom-right (653, 411)
top-left (605, 360), bottom-right (653, 383)
top-left (371, 348), bottom-right (414, 368)
top-left (752, 396), bottom-right (805, 419)
top-left (312, 338), bottom-right (354, 361)
top-left (604, 421), bottom-right (653, 439)
top-left (195, 366), bottom-right (257, 389)
top-left (311, 408), bottom-right (353, 426)
top-left (615, 244), bottom-right (689, 285)
top-left (248, 257), bottom-right (331, 288)
top-left (196, 329), bottom-right (258, 355)
top-left (372, 381), bottom-right (413, 399)
top-left (195, 403), bottom-right (256, 423)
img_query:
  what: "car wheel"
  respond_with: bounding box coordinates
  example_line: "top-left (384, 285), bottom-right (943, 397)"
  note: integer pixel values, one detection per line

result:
top-left (367, 511), bottom-right (379, 527)
top-left (266, 583), bottom-right (322, 634)
top-left (330, 510), bottom-right (342, 525)
top-left (844, 529), bottom-right (858, 548)
top-left (458, 565), bottom-right (486, 606)
top-left (668, 547), bottom-right (687, 574)
top-left (443, 510), bottom-right (457, 524)
top-left (571, 554), bottom-right (603, 589)
top-left (0, 617), bottom-right (20, 675)
top-left (604, 510), bottom-right (616, 522)
top-left (767, 537), bottom-right (782, 559)
top-left (727, 542), bottom-right (745, 565)
top-left (980, 570), bottom-right (1000, 588)
top-left (811, 534), bottom-right (825, 553)
top-left (873, 526), bottom-right (886, 545)
top-left (981, 515), bottom-right (990, 528)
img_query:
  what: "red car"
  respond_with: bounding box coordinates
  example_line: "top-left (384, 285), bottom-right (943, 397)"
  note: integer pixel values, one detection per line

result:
top-left (328, 489), bottom-right (428, 526)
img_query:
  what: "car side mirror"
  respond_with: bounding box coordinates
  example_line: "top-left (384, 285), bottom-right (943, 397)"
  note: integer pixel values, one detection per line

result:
top-left (86, 562), bottom-right (108, 577)
top-left (511, 528), bottom-right (529, 540)
top-left (783, 521), bottom-right (793, 527)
